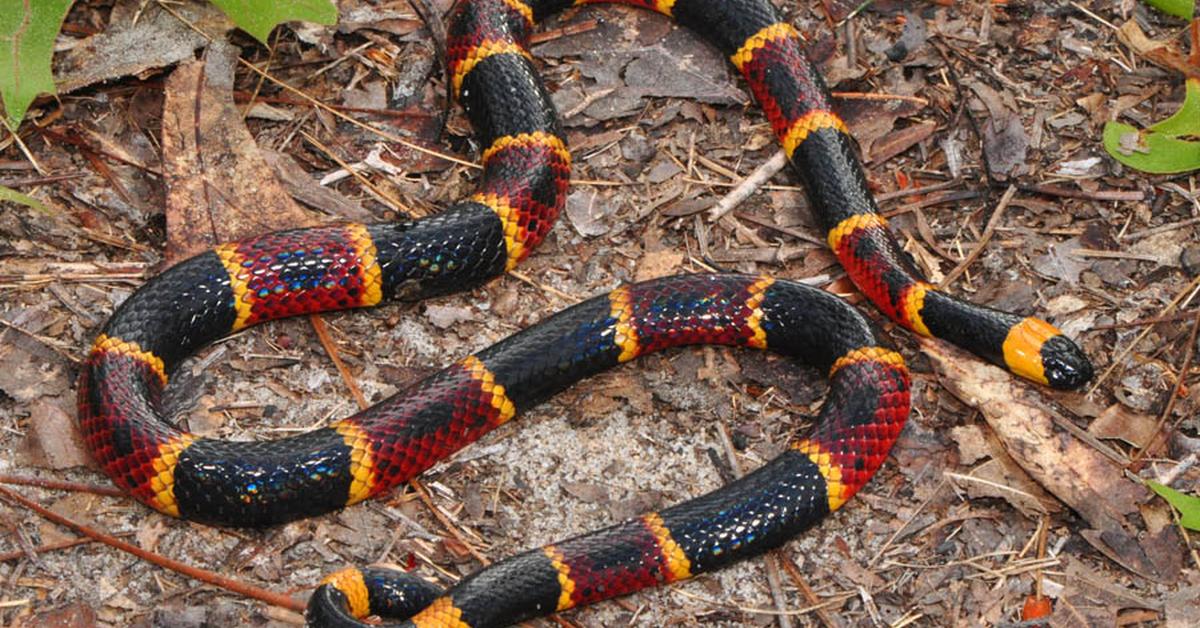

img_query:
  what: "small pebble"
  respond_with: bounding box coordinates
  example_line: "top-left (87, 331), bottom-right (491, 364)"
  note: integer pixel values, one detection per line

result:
top-left (1180, 244), bottom-right (1200, 277)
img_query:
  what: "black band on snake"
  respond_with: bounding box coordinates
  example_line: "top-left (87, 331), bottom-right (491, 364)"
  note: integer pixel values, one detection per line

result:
top-left (76, 0), bottom-right (1093, 625)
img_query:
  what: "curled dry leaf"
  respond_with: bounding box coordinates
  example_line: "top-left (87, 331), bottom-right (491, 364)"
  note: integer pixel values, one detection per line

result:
top-left (160, 41), bottom-right (320, 260)
top-left (1116, 20), bottom-right (1200, 78)
top-left (924, 338), bottom-right (1183, 583)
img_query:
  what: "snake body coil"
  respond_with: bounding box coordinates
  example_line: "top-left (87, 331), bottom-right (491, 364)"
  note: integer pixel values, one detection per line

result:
top-left (77, 0), bottom-right (1092, 624)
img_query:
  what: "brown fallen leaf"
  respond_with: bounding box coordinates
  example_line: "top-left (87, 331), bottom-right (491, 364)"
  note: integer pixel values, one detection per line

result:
top-left (160, 41), bottom-right (321, 261)
top-left (55, 0), bottom-right (230, 95)
top-left (837, 96), bottom-right (924, 159)
top-left (15, 601), bottom-right (97, 628)
top-left (21, 399), bottom-right (93, 470)
top-left (867, 120), bottom-right (937, 165)
top-left (1116, 20), bottom-right (1200, 79)
top-left (261, 150), bottom-right (374, 223)
top-left (1048, 557), bottom-right (1163, 626)
top-left (948, 425), bottom-right (1063, 517)
top-left (1087, 403), bottom-right (1158, 449)
top-left (925, 338), bottom-right (1182, 583)
top-left (634, 249), bottom-right (684, 282)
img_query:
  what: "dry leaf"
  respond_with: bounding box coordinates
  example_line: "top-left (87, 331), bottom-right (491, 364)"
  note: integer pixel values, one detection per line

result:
top-left (1088, 404), bottom-right (1158, 449)
top-left (160, 41), bottom-right (320, 260)
top-left (634, 249), bottom-right (684, 282)
top-left (22, 399), bottom-right (92, 470)
top-left (926, 338), bottom-right (1182, 582)
top-left (55, 0), bottom-right (229, 95)
top-left (1116, 20), bottom-right (1200, 78)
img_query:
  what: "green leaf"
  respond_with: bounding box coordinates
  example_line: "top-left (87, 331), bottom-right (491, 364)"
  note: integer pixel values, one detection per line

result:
top-left (208, 0), bottom-right (337, 45)
top-left (1103, 78), bottom-right (1200, 174)
top-left (1149, 78), bottom-right (1200, 135)
top-left (0, 0), bottom-right (74, 130)
top-left (1147, 481), bottom-right (1200, 531)
top-left (1141, 0), bottom-right (1195, 18)
top-left (0, 183), bottom-right (52, 216)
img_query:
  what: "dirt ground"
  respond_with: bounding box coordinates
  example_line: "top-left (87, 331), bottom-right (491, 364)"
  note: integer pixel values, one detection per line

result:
top-left (2, 0), bottom-right (1199, 626)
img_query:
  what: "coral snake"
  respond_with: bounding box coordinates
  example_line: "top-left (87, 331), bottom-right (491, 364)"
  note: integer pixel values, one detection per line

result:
top-left (76, 0), bottom-right (1093, 624)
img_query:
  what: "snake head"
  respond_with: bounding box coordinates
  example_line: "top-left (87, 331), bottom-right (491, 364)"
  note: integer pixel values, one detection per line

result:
top-left (1040, 334), bottom-right (1093, 390)
top-left (1003, 318), bottom-right (1093, 390)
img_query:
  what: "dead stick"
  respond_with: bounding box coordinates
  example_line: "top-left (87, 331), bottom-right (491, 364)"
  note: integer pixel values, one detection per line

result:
top-left (0, 537), bottom-right (97, 562)
top-left (939, 184), bottom-right (1016, 289)
top-left (1016, 183), bottom-right (1143, 202)
top-left (408, 479), bottom-right (491, 566)
top-left (881, 190), bottom-right (982, 219)
top-left (1090, 310), bottom-right (1200, 330)
top-left (734, 211), bottom-right (826, 247)
top-left (300, 130), bottom-right (410, 215)
top-left (1124, 216), bottom-right (1200, 242)
top-left (777, 550), bottom-right (841, 628)
top-left (708, 150), bottom-right (788, 222)
top-left (830, 91), bottom-right (928, 105)
top-left (0, 485), bottom-right (305, 612)
top-left (875, 179), bottom-right (962, 202)
top-left (0, 474), bottom-right (123, 497)
top-left (309, 315), bottom-right (369, 409)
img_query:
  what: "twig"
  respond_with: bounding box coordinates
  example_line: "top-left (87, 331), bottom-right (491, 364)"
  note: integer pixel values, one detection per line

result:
top-left (1090, 310), bottom-right (1200, 330)
top-left (1132, 311), bottom-right (1200, 464)
top-left (1016, 183), bottom-right (1142, 202)
top-left (875, 179), bottom-right (962, 202)
top-left (777, 549), bottom-right (841, 628)
top-left (708, 150), bottom-right (788, 221)
top-left (528, 19), bottom-right (599, 45)
top-left (881, 190), bottom-right (982, 219)
top-left (0, 172), bottom-right (85, 187)
top-left (0, 537), bottom-right (98, 563)
top-left (300, 130), bottom-right (409, 213)
top-left (240, 31), bottom-right (277, 119)
top-left (830, 91), bottom-right (929, 106)
top-left (309, 314), bottom-right (369, 409)
top-left (733, 211), bottom-right (826, 247)
top-left (1124, 216), bottom-right (1200, 242)
top-left (0, 319), bottom-right (83, 364)
top-left (508, 269), bottom-right (580, 303)
top-left (1157, 452), bottom-right (1198, 487)
top-left (1069, 1), bottom-right (1119, 30)
top-left (6, 126), bottom-right (45, 175)
top-left (231, 90), bottom-right (437, 117)
top-left (939, 184), bottom-right (1016, 289)
top-left (868, 479), bottom-right (946, 568)
top-left (1034, 516), bottom-right (1048, 602)
top-left (670, 587), bottom-right (856, 617)
top-left (1090, 274), bottom-right (1200, 393)
top-left (407, 479), bottom-right (491, 566)
top-left (0, 485), bottom-right (304, 612)
top-left (0, 474), bottom-right (124, 497)
top-left (1070, 248), bottom-right (1161, 263)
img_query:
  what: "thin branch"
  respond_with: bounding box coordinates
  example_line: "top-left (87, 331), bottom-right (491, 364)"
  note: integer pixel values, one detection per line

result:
top-left (0, 486), bottom-right (304, 612)
top-left (939, 184), bottom-right (1016, 289)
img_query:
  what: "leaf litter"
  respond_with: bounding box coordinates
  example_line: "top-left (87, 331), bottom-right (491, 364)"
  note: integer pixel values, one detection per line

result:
top-left (1, 1), bottom-right (1199, 626)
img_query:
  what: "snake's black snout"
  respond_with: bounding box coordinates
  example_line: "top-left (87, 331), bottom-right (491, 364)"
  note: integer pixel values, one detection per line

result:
top-left (1041, 335), bottom-right (1093, 390)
